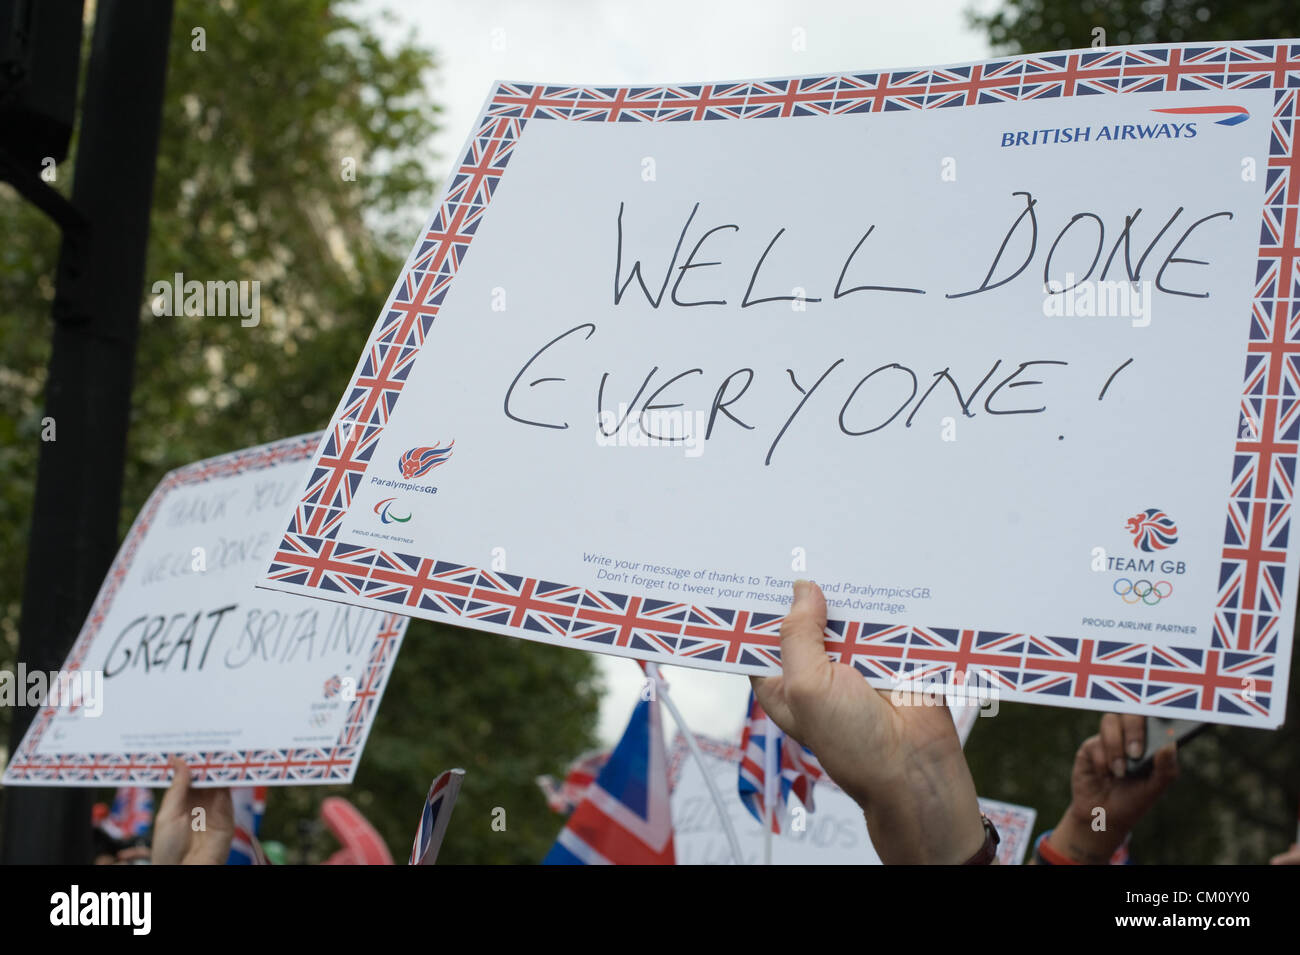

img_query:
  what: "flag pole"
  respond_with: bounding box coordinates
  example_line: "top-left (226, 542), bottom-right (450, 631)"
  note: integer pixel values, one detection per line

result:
top-left (762, 714), bottom-right (776, 865)
top-left (653, 672), bottom-right (747, 866)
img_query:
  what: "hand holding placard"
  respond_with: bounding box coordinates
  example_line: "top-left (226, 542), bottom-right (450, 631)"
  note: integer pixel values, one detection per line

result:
top-left (152, 757), bottom-right (235, 866)
top-left (752, 580), bottom-right (985, 864)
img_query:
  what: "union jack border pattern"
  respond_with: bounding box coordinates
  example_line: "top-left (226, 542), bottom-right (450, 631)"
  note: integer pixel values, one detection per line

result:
top-left (5, 435), bottom-right (407, 786)
top-left (266, 44), bottom-right (1300, 727)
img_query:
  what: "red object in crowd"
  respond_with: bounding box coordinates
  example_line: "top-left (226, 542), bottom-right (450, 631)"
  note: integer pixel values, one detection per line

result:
top-left (319, 796), bottom-right (394, 865)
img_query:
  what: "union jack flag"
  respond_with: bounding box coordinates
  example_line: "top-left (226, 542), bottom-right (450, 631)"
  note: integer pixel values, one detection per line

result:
top-left (679, 604), bottom-right (782, 666)
top-left (297, 423), bottom-right (384, 537)
top-left (825, 620), bottom-right (910, 681)
top-left (366, 553), bottom-right (476, 614)
top-left (339, 343), bottom-right (421, 429)
top-left (543, 671), bottom-right (674, 865)
top-left (490, 83), bottom-right (582, 121)
top-left (1140, 644), bottom-right (1268, 717)
top-left (568, 590), bottom-right (688, 653)
top-left (568, 85), bottom-right (672, 123)
top-left (410, 768), bottom-right (465, 865)
top-left (906, 627), bottom-right (1026, 695)
top-left (469, 572), bottom-right (582, 636)
top-left (743, 76), bottom-right (843, 119)
top-left (844, 69), bottom-right (931, 113)
top-left (537, 748), bottom-right (612, 814)
top-left (926, 59), bottom-right (1024, 108)
top-left (1226, 43), bottom-right (1300, 91)
top-left (1120, 46), bottom-right (1230, 93)
top-left (443, 119), bottom-right (517, 206)
top-left (227, 786), bottom-right (269, 866)
top-left (737, 691), bottom-right (825, 833)
top-left (374, 267), bottom-right (445, 353)
top-left (1019, 49), bottom-right (1125, 99)
top-left (265, 535), bottom-right (377, 597)
top-left (99, 787), bottom-right (153, 841)
top-left (656, 82), bottom-right (751, 122)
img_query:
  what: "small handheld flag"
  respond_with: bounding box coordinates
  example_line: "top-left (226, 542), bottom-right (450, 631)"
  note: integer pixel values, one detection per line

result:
top-left (410, 768), bottom-right (466, 865)
top-left (543, 666), bottom-right (675, 865)
top-left (227, 786), bottom-right (269, 865)
top-left (738, 690), bottom-right (825, 834)
top-left (537, 749), bottom-right (611, 814)
top-left (99, 787), bottom-right (154, 842)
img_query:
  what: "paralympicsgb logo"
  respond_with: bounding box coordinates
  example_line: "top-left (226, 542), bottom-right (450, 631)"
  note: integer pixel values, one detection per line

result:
top-left (1126, 508), bottom-right (1178, 552)
top-left (398, 441), bottom-right (454, 479)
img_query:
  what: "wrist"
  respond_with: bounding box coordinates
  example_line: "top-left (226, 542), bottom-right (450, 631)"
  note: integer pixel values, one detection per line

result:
top-left (858, 748), bottom-right (985, 864)
top-left (1047, 811), bottom-right (1126, 864)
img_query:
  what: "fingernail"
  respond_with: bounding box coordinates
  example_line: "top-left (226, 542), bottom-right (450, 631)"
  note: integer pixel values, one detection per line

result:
top-left (1111, 758), bottom-right (1126, 778)
top-left (1127, 742), bottom-right (1143, 758)
top-left (792, 579), bottom-right (810, 605)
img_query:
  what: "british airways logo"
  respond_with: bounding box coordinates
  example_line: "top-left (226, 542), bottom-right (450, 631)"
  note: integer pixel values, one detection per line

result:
top-left (398, 442), bottom-right (454, 479)
top-left (1000, 105), bottom-right (1247, 148)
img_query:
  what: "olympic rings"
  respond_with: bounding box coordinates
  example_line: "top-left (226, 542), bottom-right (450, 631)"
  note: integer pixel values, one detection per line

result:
top-left (1113, 578), bottom-right (1173, 605)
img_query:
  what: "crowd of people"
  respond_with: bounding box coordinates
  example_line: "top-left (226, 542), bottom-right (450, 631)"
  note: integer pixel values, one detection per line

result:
top-left (93, 580), bottom-right (1299, 865)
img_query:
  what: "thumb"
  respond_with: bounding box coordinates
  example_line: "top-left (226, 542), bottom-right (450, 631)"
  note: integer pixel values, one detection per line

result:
top-left (159, 755), bottom-right (192, 815)
top-left (1142, 743), bottom-right (1179, 801)
top-left (778, 580), bottom-right (831, 696)
top-left (203, 787), bottom-right (235, 828)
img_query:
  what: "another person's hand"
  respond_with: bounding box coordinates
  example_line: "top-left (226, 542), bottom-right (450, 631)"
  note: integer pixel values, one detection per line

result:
top-left (1270, 843), bottom-right (1300, 865)
top-left (752, 580), bottom-right (986, 864)
top-left (151, 756), bottom-right (235, 865)
top-left (1043, 714), bottom-right (1177, 864)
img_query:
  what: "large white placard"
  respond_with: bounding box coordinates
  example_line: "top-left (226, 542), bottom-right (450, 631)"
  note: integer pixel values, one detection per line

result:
top-left (260, 43), bottom-right (1300, 727)
top-left (4, 435), bottom-right (407, 787)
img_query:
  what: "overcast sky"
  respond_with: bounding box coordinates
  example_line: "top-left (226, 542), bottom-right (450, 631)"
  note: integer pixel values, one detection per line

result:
top-left (360, 0), bottom-right (995, 747)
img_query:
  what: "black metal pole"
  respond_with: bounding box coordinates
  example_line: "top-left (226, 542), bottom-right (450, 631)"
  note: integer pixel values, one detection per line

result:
top-left (2, 0), bottom-right (173, 864)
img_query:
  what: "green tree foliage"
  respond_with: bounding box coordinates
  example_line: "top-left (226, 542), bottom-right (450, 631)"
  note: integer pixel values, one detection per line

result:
top-left (963, 0), bottom-right (1300, 863)
top-left (971, 0), bottom-right (1300, 54)
top-left (1, 0), bottom-right (599, 862)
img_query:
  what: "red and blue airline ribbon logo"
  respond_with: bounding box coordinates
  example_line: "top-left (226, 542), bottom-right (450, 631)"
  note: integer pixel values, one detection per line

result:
top-left (1151, 105), bottom-right (1249, 126)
